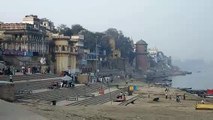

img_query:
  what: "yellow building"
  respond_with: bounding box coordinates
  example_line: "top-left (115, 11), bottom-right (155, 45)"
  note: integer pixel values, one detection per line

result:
top-left (53, 35), bottom-right (78, 74)
top-left (112, 49), bottom-right (121, 59)
top-left (109, 38), bottom-right (121, 59)
top-left (109, 38), bottom-right (116, 50)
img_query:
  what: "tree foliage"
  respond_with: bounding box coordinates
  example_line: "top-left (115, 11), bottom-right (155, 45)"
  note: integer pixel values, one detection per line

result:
top-left (57, 24), bottom-right (85, 36)
top-left (104, 28), bottom-right (135, 60)
top-left (79, 30), bottom-right (96, 51)
top-left (56, 25), bottom-right (135, 64)
top-left (99, 35), bottom-right (112, 56)
top-left (57, 24), bottom-right (72, 36)
top-left (71, 24), bottom-right (84, 35)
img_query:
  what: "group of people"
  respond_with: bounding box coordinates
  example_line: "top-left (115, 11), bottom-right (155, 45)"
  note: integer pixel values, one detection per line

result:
top-left (61, 74), bottom-right (77, 88)
top-left (49, 79), bottom-right (75, 89)
top-left (0, 66), bottom-right (14, 75)
top-left (164, 88), bottom-right (207, 104)
top-left (0, 65), bottom-right (50, 76)
top-left (97, 75), bottom-right (116, 83)
top-left (49, 72), bottom-right (77, 89)
top-left (164, 88), bottom-right (186, 102)
top-left (21, 66), bottom-right (43, 75)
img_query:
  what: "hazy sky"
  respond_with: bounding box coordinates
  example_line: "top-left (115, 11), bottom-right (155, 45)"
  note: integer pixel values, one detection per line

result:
top-left (0, 0), bottom-right (213, 61)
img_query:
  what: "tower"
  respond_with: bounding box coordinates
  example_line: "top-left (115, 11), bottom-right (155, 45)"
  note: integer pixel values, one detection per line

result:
top-left (109, 38), bottom-right (121, 59)
top-left (135, 40), bottom-right (148, 72)
top-left (53, 35), bottom-right (78, 74)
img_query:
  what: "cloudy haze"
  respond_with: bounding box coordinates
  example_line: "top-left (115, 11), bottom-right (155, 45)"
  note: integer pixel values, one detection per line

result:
top-left (0, 0), bottom-right (213, 61)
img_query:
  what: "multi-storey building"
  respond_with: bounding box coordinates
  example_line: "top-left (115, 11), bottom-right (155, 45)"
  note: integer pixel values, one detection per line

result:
top-left (40, 18), bottom-right (55, 31)
top-left (22, 15), bottom-right (40, 29)
top-left (0, 15), bottom-right (52, 69)
top-left (0, 15), bottom-right (84, 74)
top-left (0, 23), bottom-right (48, 56)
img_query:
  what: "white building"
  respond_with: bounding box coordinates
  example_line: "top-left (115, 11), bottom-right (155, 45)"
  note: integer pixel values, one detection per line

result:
top-left (148, 47), bottom-right (158, 63)
top-left (22, 15), bottom-right (40, 29)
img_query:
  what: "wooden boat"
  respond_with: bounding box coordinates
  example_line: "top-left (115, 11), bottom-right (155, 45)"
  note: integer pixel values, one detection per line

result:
top-left (195, 103), bottom-right (213, 110)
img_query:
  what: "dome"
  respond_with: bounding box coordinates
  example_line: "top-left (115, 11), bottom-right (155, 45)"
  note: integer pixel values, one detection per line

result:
top-left (136, 39), bottom-right (147, 45)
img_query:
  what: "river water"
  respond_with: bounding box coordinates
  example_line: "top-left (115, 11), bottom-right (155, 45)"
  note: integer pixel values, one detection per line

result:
top-left (172, 67), bottom-right (213, 90)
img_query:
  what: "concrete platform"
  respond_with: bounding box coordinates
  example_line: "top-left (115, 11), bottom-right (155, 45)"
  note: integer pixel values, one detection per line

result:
top-left (0, 99), bottom-right (47, 120)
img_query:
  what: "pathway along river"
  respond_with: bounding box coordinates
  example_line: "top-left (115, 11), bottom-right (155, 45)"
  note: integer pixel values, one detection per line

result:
top-left (172, 67), bottom-right (213, 90)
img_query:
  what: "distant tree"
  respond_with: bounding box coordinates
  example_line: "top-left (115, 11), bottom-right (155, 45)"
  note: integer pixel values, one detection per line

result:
top-left (105, 28), bottom-right (119, 39)
top-left (71, 24), bottom-right (85, 35)
top-left (56, 25), bottom-right (135, 65)
top-left (57, 24), bottom-right (72, 36)
top-left (104, 28), bottom-right (135, 60)
top-left (99, 35), bottom-right (112, 56)
top-left (79, 30), bottom-right (96, 51)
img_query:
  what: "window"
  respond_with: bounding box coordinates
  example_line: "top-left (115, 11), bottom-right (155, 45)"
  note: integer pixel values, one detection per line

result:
top-left (62, 46), bottom-right (65, 51)
top-left (55, 46), bottom-right (59, 51)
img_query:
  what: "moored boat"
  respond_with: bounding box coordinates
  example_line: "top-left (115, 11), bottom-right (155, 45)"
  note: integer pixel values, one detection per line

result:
top-left (195, 103), bottom-right (213, 110)
top-left (206, 89), bottom-right (213, 98)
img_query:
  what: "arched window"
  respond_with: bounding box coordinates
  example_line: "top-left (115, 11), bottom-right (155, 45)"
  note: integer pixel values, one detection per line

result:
top-left (55, 45), bottom-right (59, 51)
top-left (62, 45), bottom-right (65, 51)
top-left (65, 46), bottom-right (68, 51)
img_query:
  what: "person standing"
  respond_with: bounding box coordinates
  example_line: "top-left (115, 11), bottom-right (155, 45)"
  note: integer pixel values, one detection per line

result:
top-left (9, 75), bottom-right (13, 82)
top-left (22, 66), bottom-right (25, 75)
top-left (165, 93), bottom-right (168, 99)
top-left (11, 66), bottom-right (15, 75)
top-left (183, 94), bottom-right (186, 100)
top-left (201, 99), bottom-right (205, 104)
top-left (176, 95), bottom-right (181, 102)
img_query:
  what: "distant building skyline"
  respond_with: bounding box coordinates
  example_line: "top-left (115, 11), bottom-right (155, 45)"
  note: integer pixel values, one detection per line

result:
top-left (0, 0), bottom-right (213, 61)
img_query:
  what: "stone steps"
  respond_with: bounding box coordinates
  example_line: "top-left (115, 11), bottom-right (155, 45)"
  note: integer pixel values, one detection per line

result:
top-left (0, 74), bottom-right (59, 81)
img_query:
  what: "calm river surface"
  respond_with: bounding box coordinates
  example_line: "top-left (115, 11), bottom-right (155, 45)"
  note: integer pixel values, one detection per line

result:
top-left (172, 67), bottom-right (213, 90)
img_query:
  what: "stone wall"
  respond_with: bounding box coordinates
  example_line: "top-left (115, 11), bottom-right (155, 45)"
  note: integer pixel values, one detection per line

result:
top-left (0, 81), bottom-right (15, 102)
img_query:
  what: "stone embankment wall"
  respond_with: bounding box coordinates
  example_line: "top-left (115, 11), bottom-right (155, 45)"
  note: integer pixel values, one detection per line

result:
top-left (0, 81), bottom-right (15, 102)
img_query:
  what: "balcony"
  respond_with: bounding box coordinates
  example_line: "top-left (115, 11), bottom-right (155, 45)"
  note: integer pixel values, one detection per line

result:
top-left (55, 47), bottom-right (78, 55)
top-left (74, 41), bottom-right (84, 47)
top-left (54, 51), bottom-right (70, 54)
top-left (70, 47), bottom-right (78, 55)
top-left (86, 53), bottom-right (98, 61)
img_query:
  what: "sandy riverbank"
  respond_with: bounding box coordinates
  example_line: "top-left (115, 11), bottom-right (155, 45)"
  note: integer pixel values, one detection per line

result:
top-left (19, 80), bottom-right (213, 120)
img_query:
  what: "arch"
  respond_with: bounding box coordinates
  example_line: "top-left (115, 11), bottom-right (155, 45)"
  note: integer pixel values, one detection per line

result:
top-left (55, 45), bottom-right (59, 51)
top-left (62, 45), bottom-right (65, 51)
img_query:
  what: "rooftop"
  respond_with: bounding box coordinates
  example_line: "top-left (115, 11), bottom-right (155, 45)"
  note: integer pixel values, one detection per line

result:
top-left (136, 39), bottom-right (147, 45)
